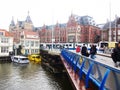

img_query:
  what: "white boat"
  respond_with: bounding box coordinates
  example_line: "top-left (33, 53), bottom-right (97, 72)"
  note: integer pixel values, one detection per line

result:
top-left (11, 55), bottom-right (29, 64)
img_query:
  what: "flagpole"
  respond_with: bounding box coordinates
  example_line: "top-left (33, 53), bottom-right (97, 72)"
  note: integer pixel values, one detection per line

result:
top-left (109, 0), bottom-right (111, 42)
top-left (115, 15), bottom-right (117, 42)
top-left (51, 10), bottom-right (54, 50)
top-left (52, 23), bottom-right (53, 50)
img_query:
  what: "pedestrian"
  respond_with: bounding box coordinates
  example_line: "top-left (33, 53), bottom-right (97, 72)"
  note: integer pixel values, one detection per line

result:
top-left (76, 45), bottom-right (81, 53)
top-left (111, 41), bottom-right (120, 67)
top-left (81, 44), bottom-right (89, 57)
top-left (90, 45), bottom-right (97, 59)
top-left (103, 45), bottom-right (106, 53)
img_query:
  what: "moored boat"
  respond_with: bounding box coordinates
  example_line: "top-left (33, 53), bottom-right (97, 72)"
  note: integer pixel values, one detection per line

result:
top-left (28, 54), bottom-right (41, 62)
top-left (11, 55), bottom-right (29, 64)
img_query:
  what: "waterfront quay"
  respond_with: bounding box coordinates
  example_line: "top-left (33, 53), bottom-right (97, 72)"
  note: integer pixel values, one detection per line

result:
top-left (40, 49), bottom-right (120, 90)
top-left (0, 49), bottom-right (120, 90)
top-left (40, 49), bottom-right (65, 74)
top-left (0, 56), bottom-right (11, 62)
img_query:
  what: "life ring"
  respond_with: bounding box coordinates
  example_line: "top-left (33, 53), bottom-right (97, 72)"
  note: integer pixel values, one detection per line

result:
top-left (79, 57), bottom-right (83, 64)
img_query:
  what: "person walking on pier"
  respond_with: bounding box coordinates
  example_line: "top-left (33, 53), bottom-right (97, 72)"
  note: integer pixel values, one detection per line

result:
top-left (90, 45), bottom-right (97, 59)
top-left (76, 45), bottom-right (81, 53)
top-left (81, 44), bottom-right (89, 57)
top-left (111, 41), bottom-right (120, 67)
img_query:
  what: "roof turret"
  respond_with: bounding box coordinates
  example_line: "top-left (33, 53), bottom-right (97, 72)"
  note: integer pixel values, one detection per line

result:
top-left (10, 16), bottom-right (15, 26)
top-left (25, 11), bottom-right (33, 23)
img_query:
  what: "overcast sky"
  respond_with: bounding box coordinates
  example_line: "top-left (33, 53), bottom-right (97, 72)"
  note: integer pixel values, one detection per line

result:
top-left (0, 0), bottom-right (119, 30)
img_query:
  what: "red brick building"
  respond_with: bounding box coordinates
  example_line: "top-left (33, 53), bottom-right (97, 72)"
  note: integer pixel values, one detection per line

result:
top-left (39, 25), bottom-right (52, 43)
top-left (54, 23), bottom-right (67, 43)
top-left (102, 17), bottom-right (120, 42)
top-left (9, 12), bottom-right (34, 44)
top-left (39, 23), bottom-right (67, 43)
top-left (39, 14), bottom-right (101, 43)
top-left (67, 14), bottom-right (81, 43)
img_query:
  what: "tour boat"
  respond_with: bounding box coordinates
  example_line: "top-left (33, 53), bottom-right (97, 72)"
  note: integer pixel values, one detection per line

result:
top-left (28, 54), bottom-right (41, 62)
top-left (11, 55), bottom-right (29, 64)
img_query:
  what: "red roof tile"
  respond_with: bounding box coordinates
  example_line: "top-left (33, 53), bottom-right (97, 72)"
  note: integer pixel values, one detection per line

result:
top-left (0, 29), bottom-right (13, 37)
top-left (23, 30), bottom-right (39, 39)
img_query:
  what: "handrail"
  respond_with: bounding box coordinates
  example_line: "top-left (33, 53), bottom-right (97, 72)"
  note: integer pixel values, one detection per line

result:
top-left (61, 49), bottom-right (120, 90)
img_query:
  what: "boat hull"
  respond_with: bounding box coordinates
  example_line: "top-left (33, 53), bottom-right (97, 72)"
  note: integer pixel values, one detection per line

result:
top-left (28, 54), bottom-right (41, 62)
top-left (11, 56), bottom-right (29, 64)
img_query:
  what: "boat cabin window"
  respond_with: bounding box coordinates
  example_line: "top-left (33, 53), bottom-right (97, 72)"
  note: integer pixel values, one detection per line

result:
top-left (69, 44), bottom-right (72, 46)
top-left (100, 43), bottom-right (108, 48)
top-left (36, 56), bottom-right (40, 58)
top-left (21, 58), bottom-right (28, 60)
top-left (32, 56), bottom-right (35, 58)
top-left (14, 57), bottom-right (18, 60)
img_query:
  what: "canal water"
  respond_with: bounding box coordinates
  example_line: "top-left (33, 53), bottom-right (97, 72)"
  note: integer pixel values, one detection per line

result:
top-left (0, 62), bottom-right (73, 90)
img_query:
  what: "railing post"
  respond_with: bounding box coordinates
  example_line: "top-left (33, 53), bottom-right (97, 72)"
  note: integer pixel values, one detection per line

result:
top-left (74, 56), bottom-right (80, 72)
top-left (85, 62), bottom-right (94, 88)
top-left (79, 57), bottom-right (86, 80)
top-left (71, 54), bottom-right (76, 67)
top-left (99, 69), bottom-right (110, 90)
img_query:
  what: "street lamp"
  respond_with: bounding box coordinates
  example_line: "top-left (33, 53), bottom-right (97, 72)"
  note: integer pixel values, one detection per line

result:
top-left (73, 37), bottom-right (75, 49)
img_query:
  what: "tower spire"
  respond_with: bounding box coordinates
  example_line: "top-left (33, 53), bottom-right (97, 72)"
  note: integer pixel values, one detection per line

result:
top-left (10, 16), bottom-right (15, 26)
top-left (71, 9), bottom-right (73, 16)
top-left (28, 11), bottom-right (29, 16)
top-left (12, 16), bottom-right (14, 21)
top-left (25, 11), bottom-right (32, 23)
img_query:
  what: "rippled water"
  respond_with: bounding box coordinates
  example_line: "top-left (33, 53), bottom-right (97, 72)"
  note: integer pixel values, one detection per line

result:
top-left (0, 62), bottom-right (73, 90)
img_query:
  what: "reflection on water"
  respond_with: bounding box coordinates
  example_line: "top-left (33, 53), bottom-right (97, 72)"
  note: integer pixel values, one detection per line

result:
top-left (0, 62), bottom-right (73, 90)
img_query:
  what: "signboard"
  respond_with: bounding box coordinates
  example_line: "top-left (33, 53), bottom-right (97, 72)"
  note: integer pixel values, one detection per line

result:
top-left (108, 42), bottom-right (117, 48)
top-left (52, 39), bottom-right (55, 42)
top-left (27, 35), bottom-right (38, 38)
top-left (21, 49), bottom-right (25, 54)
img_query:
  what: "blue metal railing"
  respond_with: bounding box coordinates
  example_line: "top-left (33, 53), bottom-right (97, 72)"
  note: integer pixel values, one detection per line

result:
top-left (61, 49), bottom-right (120, 90)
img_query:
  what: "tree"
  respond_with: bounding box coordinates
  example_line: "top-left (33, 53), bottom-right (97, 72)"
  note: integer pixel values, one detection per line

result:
top-left (94, 35), bottom-right (101, 43)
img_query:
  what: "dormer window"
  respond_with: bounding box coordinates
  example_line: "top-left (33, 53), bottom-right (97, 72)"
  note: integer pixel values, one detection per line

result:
top-left (0, 32), bottom-right (4, 36)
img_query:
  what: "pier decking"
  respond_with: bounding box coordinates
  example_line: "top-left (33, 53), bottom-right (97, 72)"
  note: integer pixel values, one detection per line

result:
top-left (40, 49), bottom-right (65, 74)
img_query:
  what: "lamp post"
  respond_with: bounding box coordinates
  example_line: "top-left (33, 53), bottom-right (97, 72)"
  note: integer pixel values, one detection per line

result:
top-left (73, 37), bottom-right (75, 50)
top-left (51, 25), bottom-right (53, 50)
top-left (14, 45), bottom-right (17, 55)
top-left (13, 44), bottom-right (17, 55)
top-left (115, 15), bottom-right (117, 42)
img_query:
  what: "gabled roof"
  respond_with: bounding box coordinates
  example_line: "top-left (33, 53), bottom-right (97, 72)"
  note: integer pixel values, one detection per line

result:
top-left (42, 23), bottom-right (67, 30)
top-left (25, 12), bottom-right (33, 23)
top-left (10, 17), bottom-right (15, 26)
top-left (0, 29), bottom-right (13, 37)
top-left (22, 30), bottom-right (39, 39)
top-left (103, 17), bottom-right (120, 30)
top-left (46, 25), bottom-right (55, 30)
top-left (71, 14), bottom-right (97, 26)
top-left (97, 24), bottom-right (105, 29)
top-left (17, 21), bottom-right (24, 27)
top-left (25, 15), bottom-right (32, 23)
top-left (59, 23), bottom-right (67, 28)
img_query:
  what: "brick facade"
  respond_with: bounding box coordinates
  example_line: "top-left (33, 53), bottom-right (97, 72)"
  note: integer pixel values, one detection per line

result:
top-left (9, 13), bottom-right (101, 44)
top-left (102, 18), bottom-right (120, 42)
top-left (39, 14), bottom-right (101, 43)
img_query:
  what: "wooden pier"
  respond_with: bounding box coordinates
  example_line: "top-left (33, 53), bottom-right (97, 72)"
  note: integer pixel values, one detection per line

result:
top-left (40, 49), bottom-right (65, 74)
top-left (0, 56), bottom-right (12, 62)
